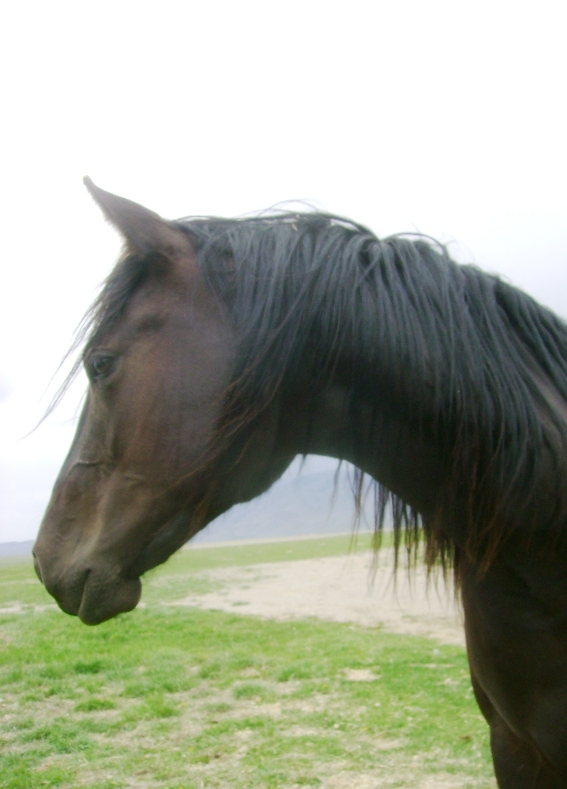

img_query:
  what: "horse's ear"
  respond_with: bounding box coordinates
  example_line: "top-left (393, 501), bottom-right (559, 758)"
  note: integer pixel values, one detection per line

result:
top-left (83, 177), bottom-right (186, 258)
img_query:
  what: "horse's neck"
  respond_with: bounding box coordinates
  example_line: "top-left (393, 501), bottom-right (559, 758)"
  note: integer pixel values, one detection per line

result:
top-left (287, 356), bottom-right (567, 540)
top-left (285, 379), bottom-right (444, 521)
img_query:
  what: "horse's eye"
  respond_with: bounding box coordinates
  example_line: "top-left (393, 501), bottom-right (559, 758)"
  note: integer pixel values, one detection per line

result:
top-left (89, 354), bottom-right (115, 380)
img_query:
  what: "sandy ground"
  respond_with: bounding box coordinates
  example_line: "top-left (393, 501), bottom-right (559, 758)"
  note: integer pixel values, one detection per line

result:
top-left (173, 549), bottom-right (465, 646)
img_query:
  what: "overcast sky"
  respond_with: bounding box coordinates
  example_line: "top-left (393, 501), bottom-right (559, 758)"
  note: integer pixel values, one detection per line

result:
top-left (1, 0), bottom-right (566, 542)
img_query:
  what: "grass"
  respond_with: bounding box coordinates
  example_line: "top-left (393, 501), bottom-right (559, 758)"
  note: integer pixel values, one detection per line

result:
top-left (0, 535), bottom-right (495, 788)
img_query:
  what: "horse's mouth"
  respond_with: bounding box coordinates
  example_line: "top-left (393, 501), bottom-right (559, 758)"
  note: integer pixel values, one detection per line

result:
top-left (77, 571), bottom-right (142, 625)
top-left (73, 513), bottom-right (193, 624)
top-left (34, 511), bottom-right (198, 625)
top-left (33, 549), bottom-right (142, 625)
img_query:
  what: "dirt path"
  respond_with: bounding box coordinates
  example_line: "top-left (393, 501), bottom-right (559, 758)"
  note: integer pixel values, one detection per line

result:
top-left (173, 549), bottom-right (465, 646)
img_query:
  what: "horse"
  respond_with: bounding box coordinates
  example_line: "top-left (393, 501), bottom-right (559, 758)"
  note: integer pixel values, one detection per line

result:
top-left (33, 179), bottom-right (567, 787)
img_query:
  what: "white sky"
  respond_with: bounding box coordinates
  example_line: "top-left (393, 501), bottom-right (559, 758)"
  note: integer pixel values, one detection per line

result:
top-left (1, 0), bottom-right (566, 542)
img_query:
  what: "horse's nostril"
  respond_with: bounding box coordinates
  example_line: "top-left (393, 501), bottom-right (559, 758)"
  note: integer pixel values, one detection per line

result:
top-left (32, 551), bottom-right (44, 584)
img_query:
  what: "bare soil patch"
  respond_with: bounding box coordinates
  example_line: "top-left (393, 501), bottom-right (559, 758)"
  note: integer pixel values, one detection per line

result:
top-left (171, 548), bottom-right (464, 645)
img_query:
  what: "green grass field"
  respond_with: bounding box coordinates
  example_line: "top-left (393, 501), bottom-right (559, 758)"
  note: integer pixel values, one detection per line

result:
top-left (0, 536), bottom-right (495, 788)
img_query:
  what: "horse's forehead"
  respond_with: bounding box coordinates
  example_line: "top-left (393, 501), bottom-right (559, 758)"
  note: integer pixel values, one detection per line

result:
top-left (107, 262), bottom-right (207, 334)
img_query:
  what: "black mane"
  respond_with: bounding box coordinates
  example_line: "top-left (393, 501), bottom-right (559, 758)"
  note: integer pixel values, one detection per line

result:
top-left (84, 211), bottom-right (567, 571)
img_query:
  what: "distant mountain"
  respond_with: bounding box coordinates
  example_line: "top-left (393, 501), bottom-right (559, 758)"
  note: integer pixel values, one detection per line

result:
top-left (0, 540), bottom-right (35, 558)
top-left (192, 469), bottom-right (376, 543)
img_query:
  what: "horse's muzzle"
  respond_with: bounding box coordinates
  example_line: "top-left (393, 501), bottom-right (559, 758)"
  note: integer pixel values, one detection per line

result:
top-left (33, 549), bottom-right (141, 624)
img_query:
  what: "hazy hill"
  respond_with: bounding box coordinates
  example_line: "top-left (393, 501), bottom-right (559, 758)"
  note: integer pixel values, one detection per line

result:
top-left (193, 469), bottom-right (372, 543)
top-left (0, 540), bottom-right (35, 558)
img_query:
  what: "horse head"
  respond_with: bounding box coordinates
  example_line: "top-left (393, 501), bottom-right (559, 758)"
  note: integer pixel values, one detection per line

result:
top-left (33, 182), bottom-right (294, 624)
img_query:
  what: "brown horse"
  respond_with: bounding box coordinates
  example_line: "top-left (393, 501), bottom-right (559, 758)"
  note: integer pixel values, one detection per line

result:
top-left (34, 180), bottom-right (567, 787)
